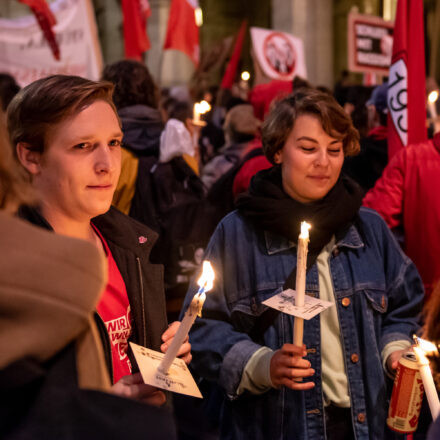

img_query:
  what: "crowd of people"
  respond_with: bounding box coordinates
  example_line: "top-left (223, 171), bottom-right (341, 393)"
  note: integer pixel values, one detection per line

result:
top-left (0, 60), bottom-right (439, 440)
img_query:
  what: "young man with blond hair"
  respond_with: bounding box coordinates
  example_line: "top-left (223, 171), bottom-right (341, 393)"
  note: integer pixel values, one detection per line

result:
top-left (7, 74), bottom-right (190, 404)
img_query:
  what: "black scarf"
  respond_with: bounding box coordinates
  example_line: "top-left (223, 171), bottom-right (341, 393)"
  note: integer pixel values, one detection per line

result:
top-left (236, 166), bottom-right (363, 273)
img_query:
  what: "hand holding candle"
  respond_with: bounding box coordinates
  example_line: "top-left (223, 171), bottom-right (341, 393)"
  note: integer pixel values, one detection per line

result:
top-left (161, 321), bottom-right (192, 364)
top-left (293, 221), bottom-right (311, 347)
top-left (158, 261), bottom-right (215, 374)
top-left (192, 100), bottom-right (211, 126)
top-left (413, 336), bottom-right (440, 420)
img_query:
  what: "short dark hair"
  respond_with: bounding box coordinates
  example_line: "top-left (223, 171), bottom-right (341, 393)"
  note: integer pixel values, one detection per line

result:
top-left (102, 60), bottom-right (159, 110)
top-left (7, 75), bottom-right (116, 156)
top-left (0, 73), bottom-right (20, 111)
top-left (262, 89), bottom-right (360, 164)
top-left (168, 101), bottom-right (192, 123)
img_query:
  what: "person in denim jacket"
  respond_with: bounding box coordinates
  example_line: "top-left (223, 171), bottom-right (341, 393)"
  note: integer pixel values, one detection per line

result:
top-left (184, 89), bottom-right (424, 440)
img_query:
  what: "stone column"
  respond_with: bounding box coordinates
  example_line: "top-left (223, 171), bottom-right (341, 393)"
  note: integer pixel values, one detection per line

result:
top-left (92, 0), bottom-right (123, 66)
top-left (272, 0), bottom-right (334, 88)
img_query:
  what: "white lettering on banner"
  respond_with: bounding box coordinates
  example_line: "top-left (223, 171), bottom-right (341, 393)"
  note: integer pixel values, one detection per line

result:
top-left (357, 51), bottom-right (391, 67)
top-left (0, 0), bottom-right (102, 87)
top-left (356, 38), bottom-right (373, 50)
top-left (18, 29), bottom-right (84, 51)
top-left (388, 58), bottom-right (408, 146)
top-left (355, 23), bottom-right (389, 39)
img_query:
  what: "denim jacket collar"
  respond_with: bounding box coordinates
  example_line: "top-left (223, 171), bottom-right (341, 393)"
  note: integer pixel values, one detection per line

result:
top-left (264, 222), bottom-right (364, 255)
top-left (264, 231), bottom-right (295, 255)
top-left (335, 223), bottom-right (365, 250)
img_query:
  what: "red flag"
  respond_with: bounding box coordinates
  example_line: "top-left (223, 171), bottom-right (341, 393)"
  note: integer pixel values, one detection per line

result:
top-left (122, 0), bottom-right (151, 60)
top-left (220, 20), bottom-right (247, 90)
top-left (18, 0), bottom-right (60, 60)
top-left (163, 0), bottom-right (199, 66)
top-left (387, 0), bottom-right (426, 159)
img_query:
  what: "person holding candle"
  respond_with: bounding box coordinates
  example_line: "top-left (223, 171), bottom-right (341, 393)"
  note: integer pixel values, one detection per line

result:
top-left (0, 121), bottom-right (178, 438)
top-left (183, 89), bottom-right (424, 439)
top-left (6, 75), bottom-right (191, 406)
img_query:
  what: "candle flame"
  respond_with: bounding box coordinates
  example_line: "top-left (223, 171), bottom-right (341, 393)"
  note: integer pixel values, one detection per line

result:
top-left (241, 71), bottom-right (250, 81)
top-left (194, 101), bottom-right (211, 118)
top-left (197, 261), bottom-right (215, 292)
top-left (299, 221), bottom-right (311, 239)
top-left (195, 7), bottom-right (203, 27)
top-left (414, 335), bottom-right (439, 355)
top-left (428, 90), bottom-right (439, 104)
top-left (199, 100), bottom-right (211, 114)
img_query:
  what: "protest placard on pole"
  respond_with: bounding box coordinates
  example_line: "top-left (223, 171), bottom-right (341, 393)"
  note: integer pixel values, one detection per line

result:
top-left (347, 12), bottom-right (394, 75)
top-left (250, 27), bottom-right (307, 82)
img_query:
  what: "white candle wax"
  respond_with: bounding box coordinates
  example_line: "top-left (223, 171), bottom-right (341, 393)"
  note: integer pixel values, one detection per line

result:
top-left (293, 221), bottom-right (311, 346)
top-left (158, 261), bottom-right (214, 374)
top-left (413, 345), bottom-right (440, 420)
top-left (158, 289), bottom-right (205, 374)
top-left (193, 103), bottom-right (201, 124)
top-left (428, 101), bottom-right (437, 121)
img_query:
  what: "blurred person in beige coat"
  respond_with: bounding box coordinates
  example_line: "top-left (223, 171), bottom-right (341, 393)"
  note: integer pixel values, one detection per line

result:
top-left (0, 125), bottom-right (177, 439)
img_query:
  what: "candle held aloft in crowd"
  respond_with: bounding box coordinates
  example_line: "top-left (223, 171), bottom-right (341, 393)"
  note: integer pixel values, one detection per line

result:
top-left (428, 90), bottom-right (439, 121)
top-left (293, 221), bottom-right (311, 346)
top-left (192, 100), bottom-right (211, 126)
top-left (241, 71), bottom-right (250, 81)
top-left (158, 261), bottom-right (215, 374)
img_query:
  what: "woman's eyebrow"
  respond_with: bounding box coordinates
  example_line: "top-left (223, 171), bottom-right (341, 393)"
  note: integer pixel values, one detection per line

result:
top-left (296, 136), bottom-right (318, 143)
top-left (296, 136), bottom-right (343, 145)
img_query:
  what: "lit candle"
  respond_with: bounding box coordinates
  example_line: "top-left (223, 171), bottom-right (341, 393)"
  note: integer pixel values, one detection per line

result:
top-left (293, 221), bottom-right (311, 346)
top-left (241, 71), bottom-right (250, 81)
top-left (192, 101), bottom-right (211, 126)
top-left (413, 336), bottom-right (440, 420)
top-left (428, 90), bottom-right (439, 121)
top-left (199, 100), bottom-right (211, 114)
top-left (158, 261), bottom-right (215, 374)
top-left (193, 102), bottom-right (202, 124)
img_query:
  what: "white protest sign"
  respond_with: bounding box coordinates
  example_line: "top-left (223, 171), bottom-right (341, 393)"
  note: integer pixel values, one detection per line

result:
top-left (347, 12), bottom-right (394, 75)
top-left (250, 27), bottom-right (307, 81)
top-left (262, 288), bottom-right (333, 320)
top-left (130, 342), bottom-right (202, 399)
top-left (0, 0), bottom-right (102, 87)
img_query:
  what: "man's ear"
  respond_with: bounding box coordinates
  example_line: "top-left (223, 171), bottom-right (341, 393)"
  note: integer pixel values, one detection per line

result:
top-left (16, 142), bottom-right (42, 176)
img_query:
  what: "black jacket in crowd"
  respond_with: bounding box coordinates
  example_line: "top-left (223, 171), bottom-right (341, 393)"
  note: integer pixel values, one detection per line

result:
top-left (19, 206), bottom-right (168, 380)
top-left (1, 344), bottom-right (177, 440)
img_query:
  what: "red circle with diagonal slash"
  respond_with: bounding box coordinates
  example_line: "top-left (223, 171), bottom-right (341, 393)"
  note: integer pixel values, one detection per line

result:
top-left (263, 32), bottom-right (296, 77)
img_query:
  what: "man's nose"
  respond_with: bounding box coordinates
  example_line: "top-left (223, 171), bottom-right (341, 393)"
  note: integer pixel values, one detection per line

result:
top-left (94, 145), bottom-right (115, 174)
